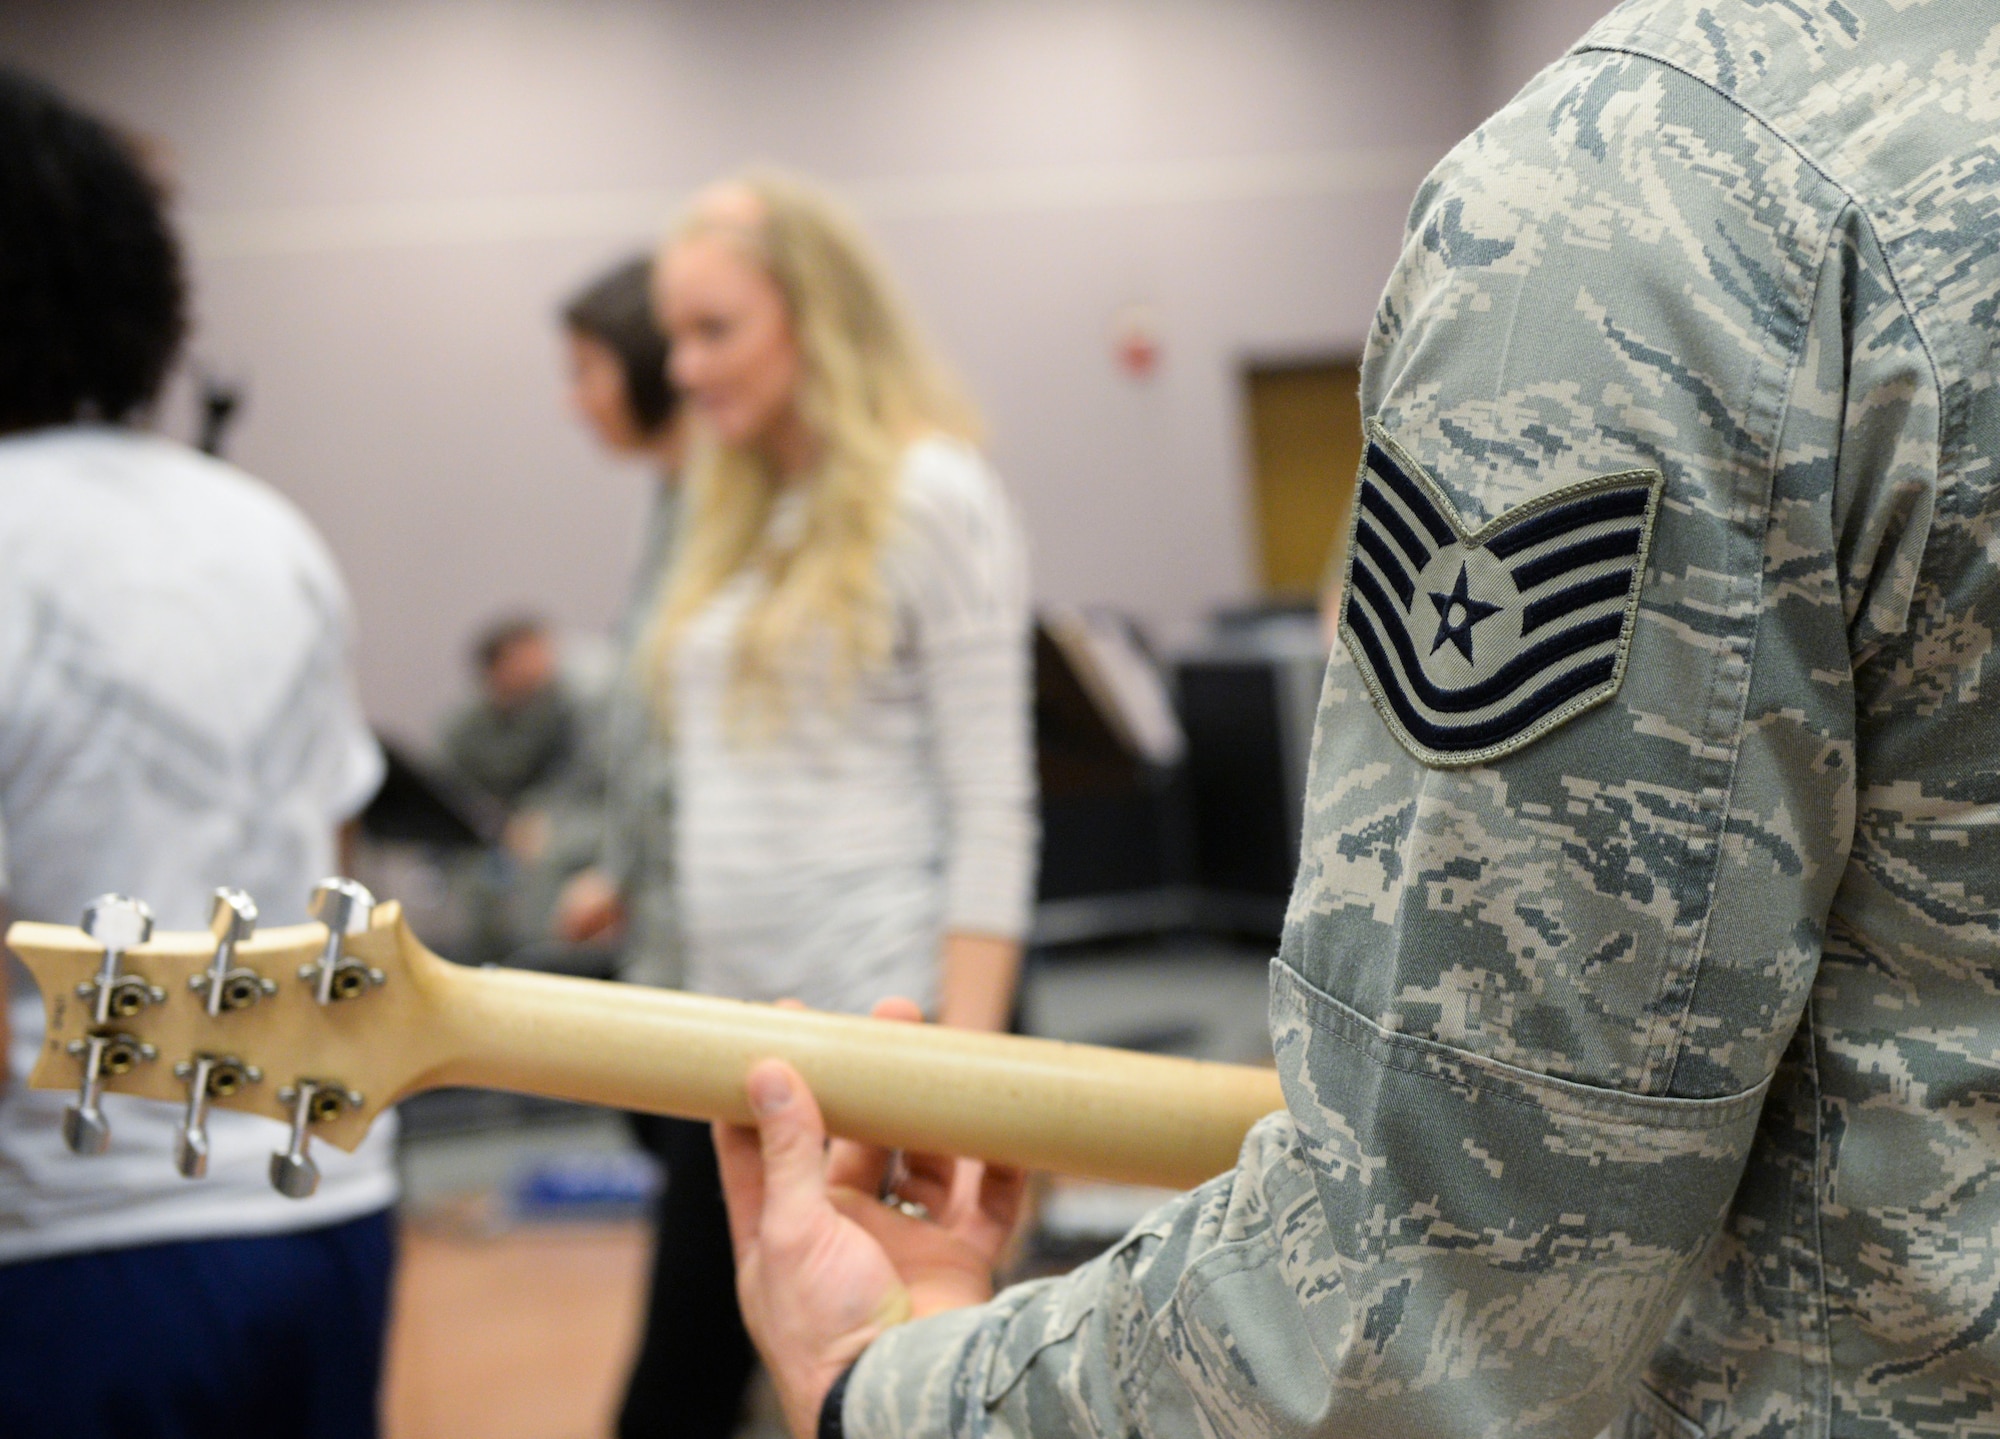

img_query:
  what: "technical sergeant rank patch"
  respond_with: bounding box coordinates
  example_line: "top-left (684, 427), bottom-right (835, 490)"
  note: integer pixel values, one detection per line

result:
top-left (1339, 421), bottom-right (1663, 768)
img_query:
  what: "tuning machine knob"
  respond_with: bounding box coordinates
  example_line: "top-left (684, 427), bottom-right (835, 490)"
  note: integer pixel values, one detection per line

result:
top-left (64, 895), bottom-right (157, 1155)
top-left (75, 895), bottom-right (161, 1023)
top-left (269, 1079), bottom-right (363, 1199)
top-left (61, 1036), bottom-right (113, 1157)
top-left (172, 1054), bottom-right (262, 1179)
top-left (192, 888), bottom-right (275, 1015)
top-left (61, 1032), bottom-right (158, 1155)
top-left (302, 879), bottom-right (384, 1005)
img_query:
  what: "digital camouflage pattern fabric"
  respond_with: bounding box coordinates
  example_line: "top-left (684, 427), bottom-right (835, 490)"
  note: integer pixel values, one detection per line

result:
top-left (842, 2), bottom-right (2000, 1434)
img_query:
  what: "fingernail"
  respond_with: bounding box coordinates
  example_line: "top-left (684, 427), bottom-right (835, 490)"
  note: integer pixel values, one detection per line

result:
top-left (748, 1066), bottom-right (792, 1117)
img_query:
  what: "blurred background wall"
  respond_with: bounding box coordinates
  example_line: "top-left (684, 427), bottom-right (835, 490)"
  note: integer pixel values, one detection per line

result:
top-left (0, 0), bottom-right (1612, 742)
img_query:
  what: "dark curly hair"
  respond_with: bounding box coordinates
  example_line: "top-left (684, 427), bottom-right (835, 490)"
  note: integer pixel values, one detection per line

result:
top-left (561, 255), bottom-right (676, 437)
top-left (0, 69), bottom-right (187, 433)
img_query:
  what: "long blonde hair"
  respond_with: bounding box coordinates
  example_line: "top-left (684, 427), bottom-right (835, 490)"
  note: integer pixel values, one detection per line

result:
top-left (647, 171), bottom-right (980, 732)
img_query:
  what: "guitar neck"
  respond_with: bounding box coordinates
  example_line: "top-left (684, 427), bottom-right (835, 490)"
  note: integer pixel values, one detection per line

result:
top-left (10, 907), bottom-right (1284, 1191)
top-left (419, 960), bottom-right (1283, 1190)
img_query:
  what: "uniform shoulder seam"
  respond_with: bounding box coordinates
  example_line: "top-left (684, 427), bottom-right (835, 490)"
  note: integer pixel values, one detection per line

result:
top-left (1561, 41), bottom-right (1939, 1094)
top-left (1661, 188), bottom-right (1849, 1096)
top-left (1574, 40), bottom-right (1943, 411)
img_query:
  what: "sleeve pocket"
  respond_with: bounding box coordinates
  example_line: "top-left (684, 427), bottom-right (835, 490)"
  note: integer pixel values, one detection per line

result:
top-left (1247, 958), bottom-right (1766, 1427)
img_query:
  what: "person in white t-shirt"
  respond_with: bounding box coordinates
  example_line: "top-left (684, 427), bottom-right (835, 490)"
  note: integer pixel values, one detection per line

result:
top-left (0, 69), bottom-right (398, 1438)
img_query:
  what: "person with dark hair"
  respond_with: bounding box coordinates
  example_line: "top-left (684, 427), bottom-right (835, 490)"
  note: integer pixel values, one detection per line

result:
top-left (548, 252), bottom-right (713, 1439)
top-left (0, 69), bottom-right (397, 1438)
top-left (563, 255), bottom-right (677, 446)
top-left (551, 253), bottom-right (686, 981)
top-left (0, 71), bottom-right (184, 434)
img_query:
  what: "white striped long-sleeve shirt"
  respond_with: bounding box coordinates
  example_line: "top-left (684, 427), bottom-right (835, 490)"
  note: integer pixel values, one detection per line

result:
top-left (668, 437), bottom-right (1036, 1016)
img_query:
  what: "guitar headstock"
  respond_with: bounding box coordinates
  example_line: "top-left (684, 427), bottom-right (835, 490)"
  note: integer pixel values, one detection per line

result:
top-left (7, 881), bottom-right (455, 1199)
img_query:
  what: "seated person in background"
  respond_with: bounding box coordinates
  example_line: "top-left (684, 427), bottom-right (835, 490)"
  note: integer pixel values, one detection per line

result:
top-left (0, 68), bottom-right (396, 1439)
top-left (439, 615), bottom-right (579, 811)
top-left (450, 252), bottom-right (688, 970)
top-left (437, 615), bottom-right (602, 962)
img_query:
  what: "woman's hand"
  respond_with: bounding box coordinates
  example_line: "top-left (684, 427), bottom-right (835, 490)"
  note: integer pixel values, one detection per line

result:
top-left (938, 931), bottom-right (1022, 1033)
top-left (553, 867), bottom-right (625, 943)
top-left (714, 997), bottom-right (1025, 1439)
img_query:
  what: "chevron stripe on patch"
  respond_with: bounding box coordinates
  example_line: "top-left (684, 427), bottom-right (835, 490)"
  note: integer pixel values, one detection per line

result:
top-left (1339, 421), bottom-right (1663, 768)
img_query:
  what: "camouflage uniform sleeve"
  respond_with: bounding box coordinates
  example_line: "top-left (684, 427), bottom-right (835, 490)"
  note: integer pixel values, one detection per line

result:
top-left (845, 39), bottom-right (1938, 1439)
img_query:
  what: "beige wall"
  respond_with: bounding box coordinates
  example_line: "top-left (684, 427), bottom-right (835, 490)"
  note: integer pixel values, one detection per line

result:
top-left (1475, 0), bottom-right (1622, 115)
top-left (1, 0), bottom-right (1608, 740)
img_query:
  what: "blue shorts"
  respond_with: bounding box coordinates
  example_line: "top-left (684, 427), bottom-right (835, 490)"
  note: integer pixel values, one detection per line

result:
top-left (0, 1210), bottom-right (395, 1439)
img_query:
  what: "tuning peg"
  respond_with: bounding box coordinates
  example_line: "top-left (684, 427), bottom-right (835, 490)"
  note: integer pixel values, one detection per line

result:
top-left (65, 895), bottom-right (157, 1155)
top-left (271, 1082), bottom-right (321, 1198)
top-left (61, 1035), bottom-right (113, 1156)
top-left (60, 1030), bottom-right (156, 1156)
top-left (81, 893), bottom-right (152, 958)
top-left (173, 1054), bottom-right (261, 1179)
top-left (174, 1056), bottom-right (217, 1178)
top-left (78, 894), bottom-right (158, 1024)
top-left (192, 888), bottom-right (274, 1016)
top-left (270, 1079), bottom-right (362, 1199)
top-left (309, 876), bottom-right (373, 933)
top-left (303, 879), bottom-right (383, 1005)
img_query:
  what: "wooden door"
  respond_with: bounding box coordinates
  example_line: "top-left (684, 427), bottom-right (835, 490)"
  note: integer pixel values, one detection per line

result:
top-left (1244, 360), bottom-right (1363, 600)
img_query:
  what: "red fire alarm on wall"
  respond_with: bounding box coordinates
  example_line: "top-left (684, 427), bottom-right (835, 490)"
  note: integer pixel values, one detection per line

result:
top-left (1111, 302), bottom-right (1162, 380)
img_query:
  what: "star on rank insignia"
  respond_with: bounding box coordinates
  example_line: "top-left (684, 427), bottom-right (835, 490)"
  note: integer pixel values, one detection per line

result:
top-left (1339, 421), bottom-right (1664, 768)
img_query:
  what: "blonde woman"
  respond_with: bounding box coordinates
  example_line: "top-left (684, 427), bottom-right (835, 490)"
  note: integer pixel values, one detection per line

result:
top-left (615, 175), bottom-right (1036, 1439)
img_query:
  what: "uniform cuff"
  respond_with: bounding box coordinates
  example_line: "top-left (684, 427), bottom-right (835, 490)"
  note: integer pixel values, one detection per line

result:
top-left (841, 1295), bottom-right (1046, 1439)
top-left (819, 1361), bottom-right (856, 1439)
